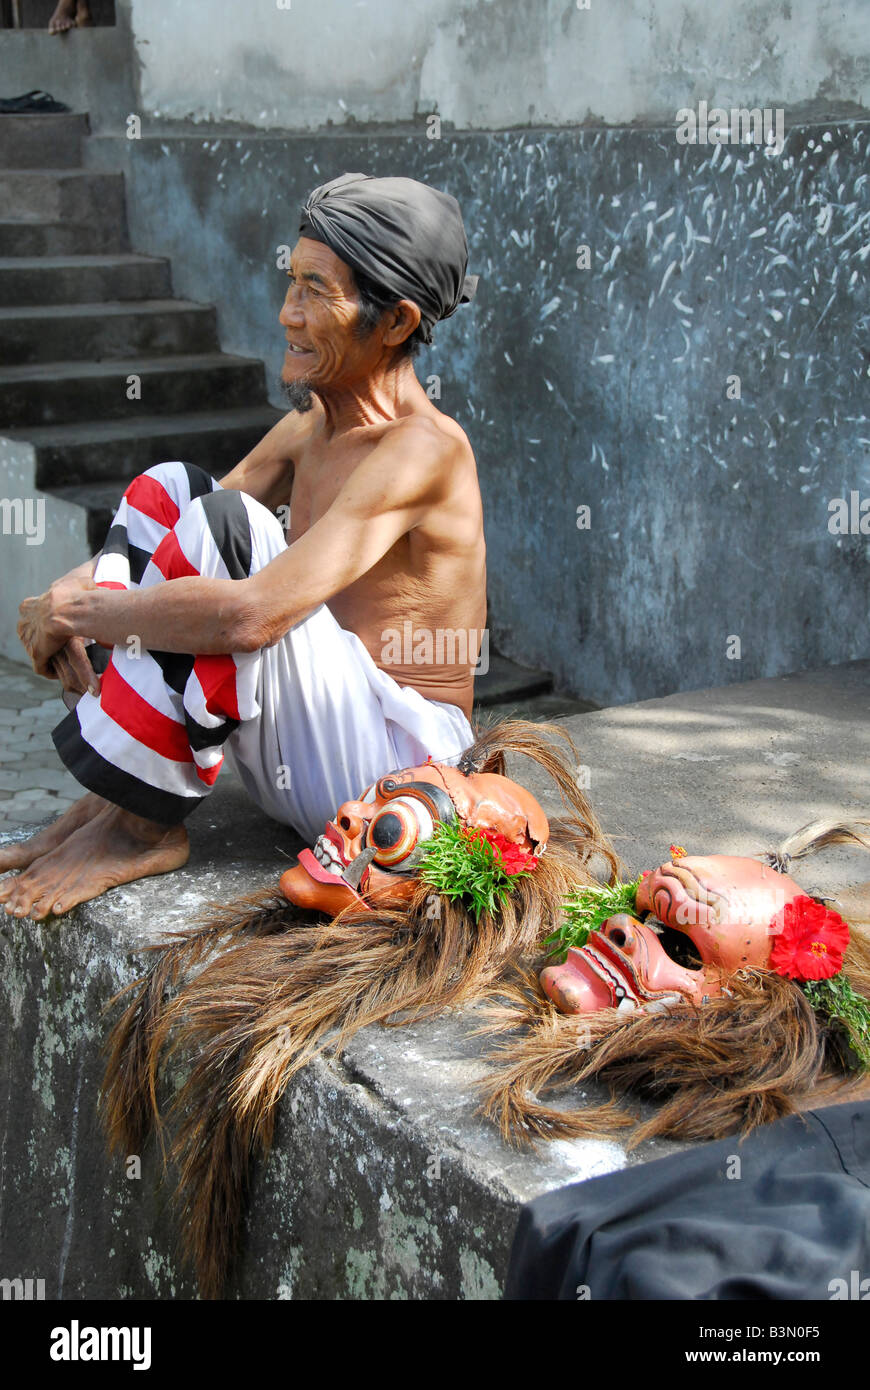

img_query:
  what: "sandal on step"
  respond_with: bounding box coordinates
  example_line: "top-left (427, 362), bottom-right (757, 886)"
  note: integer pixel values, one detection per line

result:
top-left (0, 90), bottom-right (71, 114)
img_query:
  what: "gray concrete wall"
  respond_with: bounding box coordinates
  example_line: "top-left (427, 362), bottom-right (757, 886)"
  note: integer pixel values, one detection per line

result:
top-left (124, 0), bottom-right (870, 132)
top-left (86, 119), bottom-right (870, 706)
top-left (3, 2), bottom-right (868, 705)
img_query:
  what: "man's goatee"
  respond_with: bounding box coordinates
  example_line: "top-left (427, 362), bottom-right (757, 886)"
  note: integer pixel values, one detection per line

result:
top-left (281, 378), bottom-right (315, 413)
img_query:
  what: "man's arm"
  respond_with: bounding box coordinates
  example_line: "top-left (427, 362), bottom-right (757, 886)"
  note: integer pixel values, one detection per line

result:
top-left (218, 409), bottom-right (313, 507)
top-left (23, 421), bottom-right (455, 665)
top-left (17, 412), bottom-right (306, 679)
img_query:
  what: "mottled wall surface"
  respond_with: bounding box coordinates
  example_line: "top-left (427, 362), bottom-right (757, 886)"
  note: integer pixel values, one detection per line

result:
top-left (94, 120), bottom-right (870, 704)
top-left (125, 0), bottom-right (870, 131)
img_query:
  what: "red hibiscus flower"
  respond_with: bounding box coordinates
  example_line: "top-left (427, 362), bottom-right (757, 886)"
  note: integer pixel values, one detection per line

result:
top-left (769, 895), bottom-right (850, 982)
top-left (465, 827), bottom-right (538, 875)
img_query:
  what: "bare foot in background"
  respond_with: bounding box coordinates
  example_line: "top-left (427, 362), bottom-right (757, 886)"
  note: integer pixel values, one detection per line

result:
top-left (48, 0), bottom-right (92, 33)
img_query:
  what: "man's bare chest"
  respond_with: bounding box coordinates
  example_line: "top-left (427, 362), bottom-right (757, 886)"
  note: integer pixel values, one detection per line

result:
top-left (285, 441), bottom-right (374, 542)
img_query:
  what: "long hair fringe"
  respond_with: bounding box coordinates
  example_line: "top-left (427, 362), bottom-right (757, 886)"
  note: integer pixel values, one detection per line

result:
top-left (480, 819), bottom-right (870, 1150)
top-left (100, 719), bottom-right (615, 1297)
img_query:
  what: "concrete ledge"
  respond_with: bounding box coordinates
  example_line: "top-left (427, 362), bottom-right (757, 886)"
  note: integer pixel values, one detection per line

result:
top-left (1, 662), bottom-right (869, 1298)
top-left (0, 435), bottom-right (92, 664)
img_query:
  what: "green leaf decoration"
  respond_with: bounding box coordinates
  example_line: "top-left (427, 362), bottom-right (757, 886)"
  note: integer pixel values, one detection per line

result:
top-left (416, 820), bottom-right (533, 923)
top-left (803, 974), bottom-right (870, 1071)
top-left (545, 875), bottom-right (643, 957)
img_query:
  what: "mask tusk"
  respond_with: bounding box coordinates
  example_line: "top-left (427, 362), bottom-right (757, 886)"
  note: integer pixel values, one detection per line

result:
top-left (342, 846), bottom-right (376, 890)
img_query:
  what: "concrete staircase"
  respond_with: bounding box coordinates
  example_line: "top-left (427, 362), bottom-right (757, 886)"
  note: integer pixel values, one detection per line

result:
top-left (0, 110), bottom-right (282, 621)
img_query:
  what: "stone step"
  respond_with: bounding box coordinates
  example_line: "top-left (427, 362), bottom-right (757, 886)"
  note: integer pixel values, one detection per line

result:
top-left (0, 351), bottom-right (268, 426)
top-left (472, 653), bottom-right (599, 724)
top-left (0, 169), bottom-right (126, 225)
top-left (474, 651), bottom-right (553, 708)
top-left (49, 478), bottom-right (143, 553)
top-left (6, 664), bottom-right (867, 1295)
top-left (0, 218), bottom-right (127, 256)
top-left (0, 112), bottom-right (88, 169)
top-left (0, 253), bottom-right (172, 306)
top-left (6, 405), bottom-right (284, 489)
top-left (0, 298), bottom-right (220, 365)
top-left (475, 689), bottom-right (600, 724)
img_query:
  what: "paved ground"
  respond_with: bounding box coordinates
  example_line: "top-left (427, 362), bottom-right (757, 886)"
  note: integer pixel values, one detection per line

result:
top-left (0, 653), bottom-right (81, 830)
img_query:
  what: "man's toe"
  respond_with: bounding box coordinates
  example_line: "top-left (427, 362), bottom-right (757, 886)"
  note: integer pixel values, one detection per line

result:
top-left (29, 892), bottom-right (56, 920)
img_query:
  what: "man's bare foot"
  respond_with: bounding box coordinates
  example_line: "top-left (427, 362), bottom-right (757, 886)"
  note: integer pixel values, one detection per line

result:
top-left (48, 0), bottom-right (91, 33)
top-left (0, 792), bottom-right (107, 878)
top-left (48, 0), bottom-right (76, 33)
top-left (0, 804), bottom-right (189, 919)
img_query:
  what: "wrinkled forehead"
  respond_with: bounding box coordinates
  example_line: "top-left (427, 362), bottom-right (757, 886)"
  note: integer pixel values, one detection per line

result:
top-left (365, 763), bottom-right (548, 847)
top-left (290, 236), bottom-right (356, 292)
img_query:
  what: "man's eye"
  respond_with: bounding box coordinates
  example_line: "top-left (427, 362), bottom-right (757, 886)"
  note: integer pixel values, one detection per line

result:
top-left (365, 796), bottom-right (434, 868)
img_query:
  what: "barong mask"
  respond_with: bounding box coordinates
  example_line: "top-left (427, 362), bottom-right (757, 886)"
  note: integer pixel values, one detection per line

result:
top-left (540, 853), bottom-right (806, 1015)
top-left (482, 823), bottom-right (870, 1153)
top-left (279, 760), bottom-right (550, 915)
top-left (102, 721), bottom-right (618, 1298)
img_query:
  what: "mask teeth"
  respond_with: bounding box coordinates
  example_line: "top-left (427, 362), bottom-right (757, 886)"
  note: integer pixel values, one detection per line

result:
top-left (640, 993), bottom-right (684, 1015)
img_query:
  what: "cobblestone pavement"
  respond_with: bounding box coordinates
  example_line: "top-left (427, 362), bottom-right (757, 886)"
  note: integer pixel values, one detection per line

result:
top-left (0, 653), bottom-right (81, 833)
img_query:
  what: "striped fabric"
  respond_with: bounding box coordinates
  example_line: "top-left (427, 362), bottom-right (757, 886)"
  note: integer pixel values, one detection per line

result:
top-left (53, 462), bottom-right (284, 825)
top-left (51, 460), bottom-right (477, 841)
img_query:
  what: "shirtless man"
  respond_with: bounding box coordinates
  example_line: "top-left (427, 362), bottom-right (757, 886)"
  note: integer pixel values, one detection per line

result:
top-left (0, 173), bottom-right (485, 920)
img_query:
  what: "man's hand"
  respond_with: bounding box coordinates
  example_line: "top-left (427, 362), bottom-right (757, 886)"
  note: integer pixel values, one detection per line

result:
top-left (17, 575), bottom-right (96, 678)
top-left (50, 637), bottom-right (101, 696)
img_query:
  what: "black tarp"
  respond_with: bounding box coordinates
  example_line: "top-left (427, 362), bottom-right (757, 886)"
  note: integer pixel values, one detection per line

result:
top-left (505, 1102), bottom-right (870, 1300)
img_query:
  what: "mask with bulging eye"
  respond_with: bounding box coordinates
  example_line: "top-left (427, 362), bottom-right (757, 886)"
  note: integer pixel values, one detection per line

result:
top-left (279, 760), bottom-right (549, 915)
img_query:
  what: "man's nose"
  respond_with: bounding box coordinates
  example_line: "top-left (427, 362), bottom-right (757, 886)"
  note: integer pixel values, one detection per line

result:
top-left (279, 288), bottom-right (304, 327)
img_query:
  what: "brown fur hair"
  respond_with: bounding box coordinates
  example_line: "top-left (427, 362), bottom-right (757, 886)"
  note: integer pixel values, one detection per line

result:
top-left (100, 720), bottom-right (617, 1297)
top-left (480, 820), bottom-right (870, 1150)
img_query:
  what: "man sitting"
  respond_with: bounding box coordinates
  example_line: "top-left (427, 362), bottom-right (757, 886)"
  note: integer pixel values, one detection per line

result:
top-left (1, 173), bottom-right (485, 920)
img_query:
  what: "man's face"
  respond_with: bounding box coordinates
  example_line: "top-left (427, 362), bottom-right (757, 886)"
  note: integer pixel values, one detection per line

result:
top-left (279, 237), bottom-right (380, 397)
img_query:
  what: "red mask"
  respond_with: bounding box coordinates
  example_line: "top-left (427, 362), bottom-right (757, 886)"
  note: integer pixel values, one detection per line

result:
top-left (280, 761), bottom-right (549, 914)
top-left (540, 854), bottom-right (805, 1015)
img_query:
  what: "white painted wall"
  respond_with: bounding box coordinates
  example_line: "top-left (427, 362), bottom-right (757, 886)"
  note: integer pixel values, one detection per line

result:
top-left (127, 0), bottom-right (869, 130)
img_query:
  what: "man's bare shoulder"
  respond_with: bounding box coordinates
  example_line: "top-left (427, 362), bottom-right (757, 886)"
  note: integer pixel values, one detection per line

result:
top-left (384, 407), bottom-right (475, 469)
top-left (365, 415), bottom-right (471, 506)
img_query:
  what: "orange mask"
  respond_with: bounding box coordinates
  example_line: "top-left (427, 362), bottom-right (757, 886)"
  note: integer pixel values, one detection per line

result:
top-left (280, 760), bottom-right (549, 915)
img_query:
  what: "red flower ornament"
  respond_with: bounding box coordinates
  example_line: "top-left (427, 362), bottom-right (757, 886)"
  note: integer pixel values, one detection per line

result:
top-left (769, 895), bottom-right (850, 983)
top-left (466, 827), bottom-right (539, 875)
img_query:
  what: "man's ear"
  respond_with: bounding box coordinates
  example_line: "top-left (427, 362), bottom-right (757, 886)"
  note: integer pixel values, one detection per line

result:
top-left (381, 298), bottom-right (422, 348)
